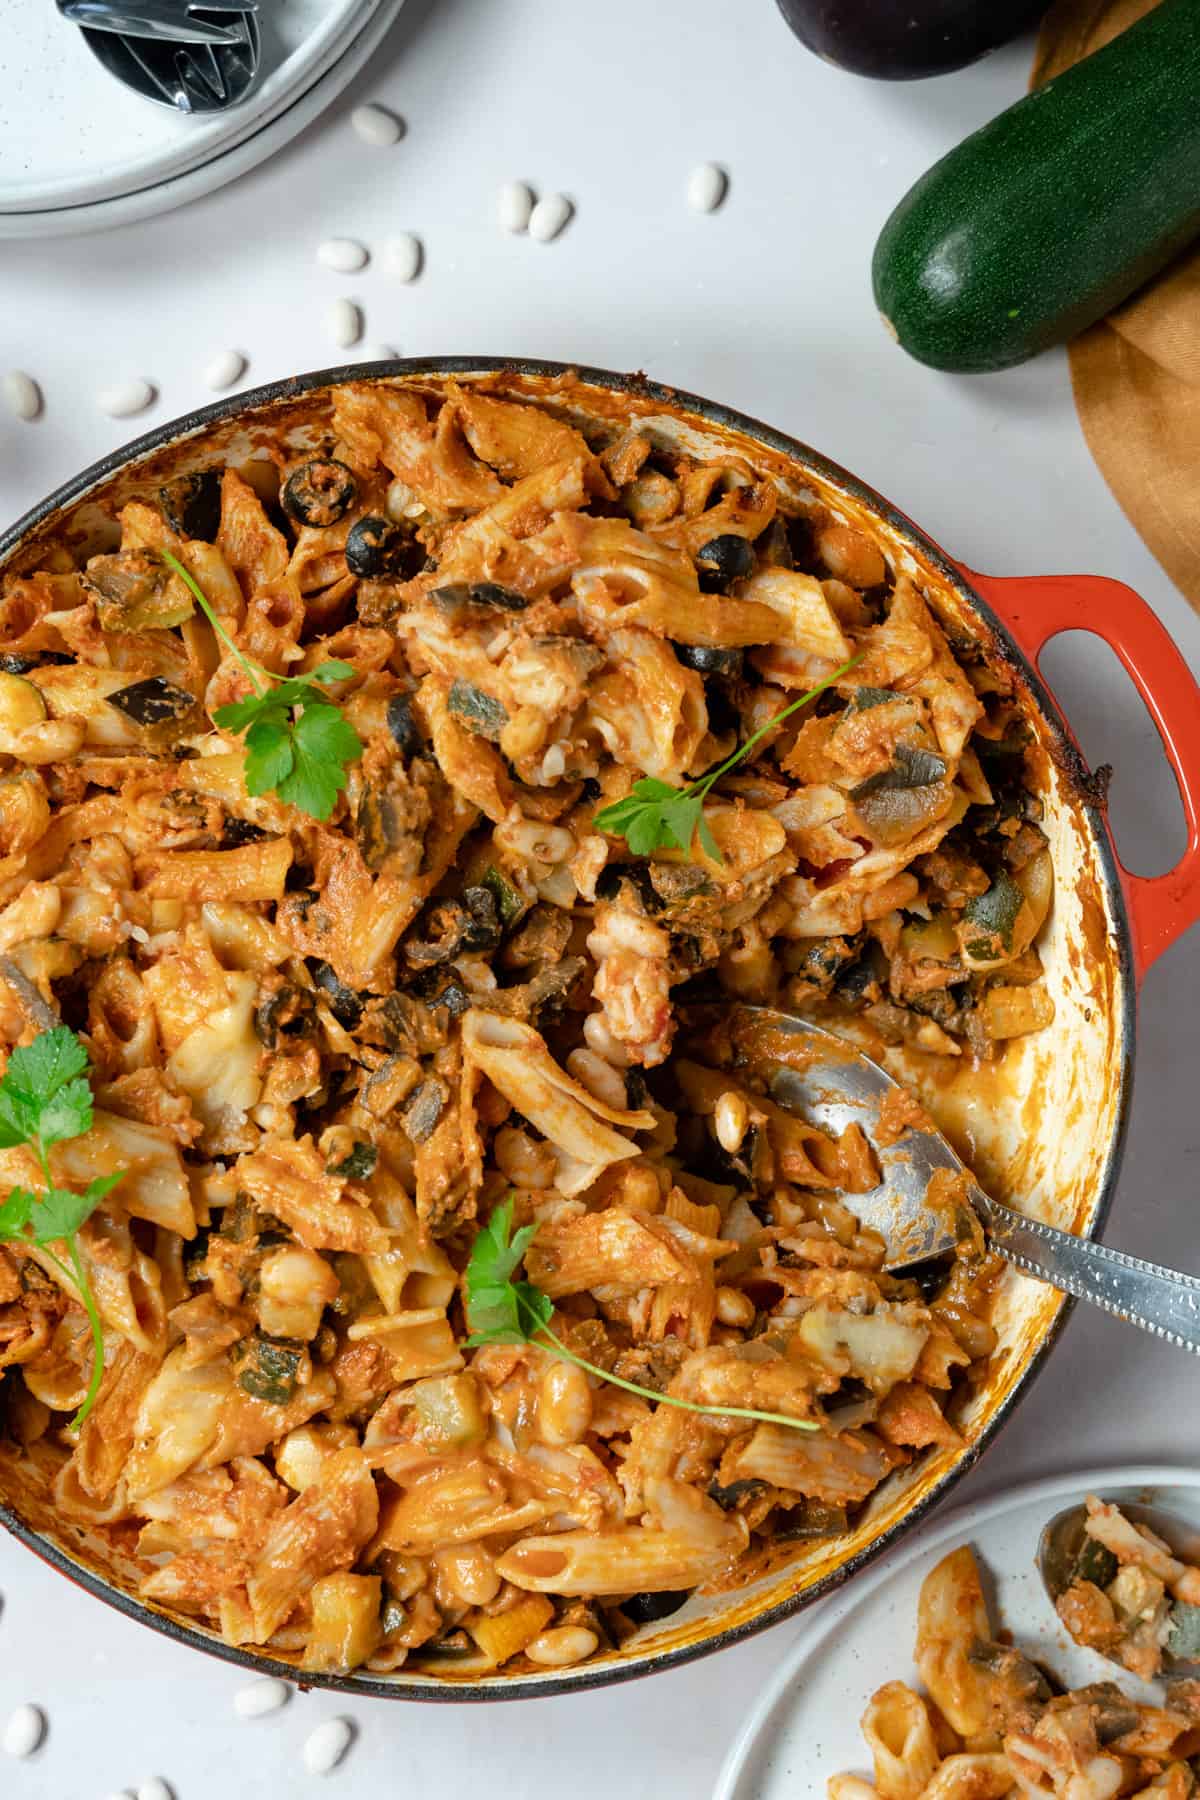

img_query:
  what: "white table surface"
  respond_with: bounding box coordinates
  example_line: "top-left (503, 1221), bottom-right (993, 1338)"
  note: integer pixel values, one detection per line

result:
top-left (3, 3), bottom-right (1200, 1796)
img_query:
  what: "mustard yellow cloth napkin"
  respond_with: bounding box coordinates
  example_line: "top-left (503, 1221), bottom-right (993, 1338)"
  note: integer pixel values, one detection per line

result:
top-left (1033, 0), bottom-right (1200, 608)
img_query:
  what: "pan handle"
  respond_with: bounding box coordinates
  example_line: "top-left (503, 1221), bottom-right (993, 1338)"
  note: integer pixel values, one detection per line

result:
top-left (961, 568), bottom-right (1200, 982)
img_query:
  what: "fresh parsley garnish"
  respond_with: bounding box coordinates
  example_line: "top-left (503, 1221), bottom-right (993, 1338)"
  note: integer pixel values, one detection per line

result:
top-left (0, 1027), bottom-right (124, 1431)
top-left (593, 653), bottom-right (863, 861)
top-left (465, 1197), bottom-right (817, 1434)
top-left (159, 549), bottom-right (364, 822)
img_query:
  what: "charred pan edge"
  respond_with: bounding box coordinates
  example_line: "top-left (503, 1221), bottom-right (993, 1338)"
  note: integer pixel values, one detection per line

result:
top-left (0, 358), bottom-right (1138, 1703)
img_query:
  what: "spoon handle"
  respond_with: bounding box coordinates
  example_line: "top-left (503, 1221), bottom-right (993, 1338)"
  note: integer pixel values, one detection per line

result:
top-left (974, 1192), bottom-right (1200, 1353)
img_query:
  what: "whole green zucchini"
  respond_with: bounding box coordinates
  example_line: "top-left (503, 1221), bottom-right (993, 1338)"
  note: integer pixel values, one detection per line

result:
top-left (872, 0), bottom-right (1200, 373)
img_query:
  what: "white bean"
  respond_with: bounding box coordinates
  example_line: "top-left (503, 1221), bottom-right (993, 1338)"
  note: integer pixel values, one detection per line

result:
top-left (326, 298), bottom-right (363, 349)
top-left (136, 1782), bottom-right (174, 1800)
top-left (582, 1010), bottom-right (632, 1068)
top-left (714, 1089), bottom-right (749, 1155)
top-left (204, 349), bottom-right (246, 391)
top-left (318, 237), bottom-right (370, 274)
top-left (566, 1047), bottom-right (628, 1113)
top-left (97, 379), bottom-right (156, 419)
top-left (2, 1703), bottom-right (45, 1757)
top-left (525, 1626), bottom-right (599, 1667)
top-left (2, 371), bottom-right (42, 422)
top-left (233, 1676), bottom-right (291, 1718)
top-left (528, 193), bottom-right (572, 242)
top-left (538, 1360), bottom-right (593, 1448)
top-left (715, 1285), bottom-right (755, 1329)
top-left (497, 180), bottom-right (535, 233)
top-left (385, 233), bottom-right (423, 282)
top-left (687, 162), bottom-right (728, 213)
top-left (303, 1718), bottom-right (354, 1775)
top-left (351, 103), bottom-right (404, 147)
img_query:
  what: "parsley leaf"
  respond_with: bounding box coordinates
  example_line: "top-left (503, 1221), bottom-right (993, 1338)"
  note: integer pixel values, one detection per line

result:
top-left (0, 1028), bottom-right (125, 1430)
top-left (463, 1198), bottom-right (817, 1433)
top-left (594, 653), bottom-right (863, 862)
top-left (159, 549), bottom-right (363, 823)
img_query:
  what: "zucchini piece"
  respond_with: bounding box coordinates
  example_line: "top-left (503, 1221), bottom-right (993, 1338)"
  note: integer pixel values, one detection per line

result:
top-left (447, 678), bottom-right (508, 742)
top-left (326, 1141), bottom-right (378, 1181)
top-left (83, 549), bottom-right (194, 631)
top-left (960, 868), bottom-right (1023, 962)
top-left (852, 743), bottom-right (948, 797)
top-left (872, 0), bottom-right (1200, 372)
top-left (1167, 1600), bottom-right (1200, 1662)
top-left (1073, 1536), bottom-right (1119, 1591)
top-left (481, 864), bottom-right (527, 928)
top-left (0, 671), bottom-right (46, 735)
top-left (235, 1334), bottom-right (302, 1405)
top-left (410, 1373), bottom-right (487, 1451)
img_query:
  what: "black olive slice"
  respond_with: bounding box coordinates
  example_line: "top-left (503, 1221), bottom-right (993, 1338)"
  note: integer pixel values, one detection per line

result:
top-left (281, 458), bottom-right (358, 529)
top-left (695, 533), bottom-right (756, 591)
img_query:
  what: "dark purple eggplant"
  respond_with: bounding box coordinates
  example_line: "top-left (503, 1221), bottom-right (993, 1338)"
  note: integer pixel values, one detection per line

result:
top-left (775, 0), bottom-right (1049, 80)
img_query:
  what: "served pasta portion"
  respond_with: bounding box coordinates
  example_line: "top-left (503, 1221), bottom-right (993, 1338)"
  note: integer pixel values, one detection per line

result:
top-left (0, 376), bottom-right (1053, 1676)
top-left (830, 1543), bottom-right (1200, 1799)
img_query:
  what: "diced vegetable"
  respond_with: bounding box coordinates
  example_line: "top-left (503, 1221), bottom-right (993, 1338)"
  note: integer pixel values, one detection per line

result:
top-left (107, 676), bottom-right (200, 743)
top-left (1167, 1600), bottom-right (1200, 1662)
top-left (1071, 1536), bottom-right (1119, 1591)
top-left (899, 912), bottom-right (959, 964)
top-left (303, 1573), bottom-right (383, 1673)
top-left (326, 1141), bottom-right (378, 1181)
top-left (447, 679), bottom-right (508, 741)
top-left (0, 671), bottom-right (47, 735)
top-left (235, 1333), bottom-right (303, 1405)
top-left (430, 581), bottom-right (530, 614)
top-left (84, 550), bottom-right (194, 631)
top-left (481, 864), bottom-right (528, 928)
top-left (410, 1373), bottom-right (487, 1451)
top-left (400, 1078), bottom-right (447, 1144)
top-left (980, 982), bottom-right (1055, 1041)
top-left (960, 869), bottom-right (1023, 965)
top-left (467, 1594), bottom-right (554, 1668)
top-left (852, 744), bottom-right (948, 797)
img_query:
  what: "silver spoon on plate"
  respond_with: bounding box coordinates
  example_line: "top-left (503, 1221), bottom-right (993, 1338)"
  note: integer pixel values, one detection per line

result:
top-left (58, 0), bottom-right (261, 111)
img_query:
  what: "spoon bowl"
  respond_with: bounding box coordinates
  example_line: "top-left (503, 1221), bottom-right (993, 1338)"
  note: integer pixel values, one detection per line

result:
top-left (1038, 1498), bottom-right (1200, 1676)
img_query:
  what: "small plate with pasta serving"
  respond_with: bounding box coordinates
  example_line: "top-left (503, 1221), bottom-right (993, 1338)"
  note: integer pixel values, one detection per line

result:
top-left (715, 1465), bottom-right (1200, 1800)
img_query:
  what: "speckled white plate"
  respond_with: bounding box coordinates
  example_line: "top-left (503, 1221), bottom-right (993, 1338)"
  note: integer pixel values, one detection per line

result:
top-left (714, 1465), bottom-right (1200, 1800)
top-left (0, 0), bottom-right (404, 232)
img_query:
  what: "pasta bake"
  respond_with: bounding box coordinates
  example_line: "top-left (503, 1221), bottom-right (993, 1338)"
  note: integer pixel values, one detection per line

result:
top-left (0, 376), bottom-right (1055, 1677)
top-left (831, 1540), bottom-right (1200, 1798)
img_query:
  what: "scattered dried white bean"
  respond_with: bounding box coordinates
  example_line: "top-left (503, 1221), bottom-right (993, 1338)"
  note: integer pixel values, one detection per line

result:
top-left (204, 349), bottom-right (246, 391)
top-left (96, 379), bottom-right (156, 419)
top-left (3, 371), bottom-right (42, 422)
top-left (528, 193), bottom-right (572, 242)
top-left (3, 1704), bottom-right (45, 1758)
top-left (687, 162), bottom-right (728, 213)
top-left (318, 237), bottom-right (369, 274)
top-left (385, 233), bottom-right (423, 282)
top-left (303, 1718), bottom-right (354, 1776)
top-left (326, 298), bottom-right (363, 349)
top-left (351, 103), bottom-right (404, 146)
top-left (364, 345), bottom-right (399, 362)
top-left (233, 1677), bottom-right (291, 1718)
top-left (136, 1780), bottom-right (174, 1800)
top-left (497, 180), bottom-right (535, 234)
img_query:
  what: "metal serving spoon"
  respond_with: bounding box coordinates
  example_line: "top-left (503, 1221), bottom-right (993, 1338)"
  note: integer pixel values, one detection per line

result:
top-left (75, 2), bottom-right (261, 111)
top-left (58, 0), bottom-right (248, 45)
top-left (1039, 1498), bottom-right (1200, 1675)
top-left (700, 1004), bottom-right (1200, 1353)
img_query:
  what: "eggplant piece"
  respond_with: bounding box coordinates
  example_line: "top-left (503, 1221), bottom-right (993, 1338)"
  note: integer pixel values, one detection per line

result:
top-left (447, 679), bottom-right (508, 742)
top-left (220, 818), bottom-right (270, 849)
top-left (355, 784), bottom-right (410, 873)
top-left (967, 1639), bottom-right (1054, 1705)
top-left (310, 958), bottom-right (364, 1029)
top-left (385, 692), bottom-right (423, 757)
top-left (672, 642), bottom-right (745, 678)
top-left (776, 1499), bottom-right (850, 1541)
top-left (281, 458), bottom-right (358, 529)
top-left (755, 517), bottom-right (794, 569)
top-left (847, 686), bottom-right (901, 713)
top-left (1167, 1602), bottom-right (1200, 1662)
top-left (695, 533), bottom-right (756, 591)
top-left (345, 514), bottom-right (422, 579)
top-left (158, 470), bottom-right (222, 541)
top-left (775, 0), bottom-right (1050, 81)
top-left (107, 676), bottom-right (200, 744)
top-left (620, 1590), bottom-right (690, 1627)
top-left (405, 894), bottom-right (499, 968)
top-left (326, 1141), bottom-right (378, 1181)
top-left (84, 550), bottom-right (194, 632)
top-left (400, 1078), bottom-right (447, 1144)
top-left (707, 1478), bottom-right (768, 1511)
top-left (235, 1334), bottom-right (303, 1405)
top-left (253, 982), bottom-right (315, 1049)
top-left (429, 581), bottom-right (530, 615)
top-left (851, 743), bottom-right (948, 798)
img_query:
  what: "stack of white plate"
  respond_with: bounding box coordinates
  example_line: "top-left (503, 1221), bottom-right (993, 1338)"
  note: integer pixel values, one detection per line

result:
top-left (2, 0), bottom-right (406, 238)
